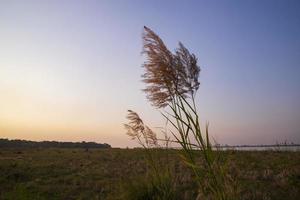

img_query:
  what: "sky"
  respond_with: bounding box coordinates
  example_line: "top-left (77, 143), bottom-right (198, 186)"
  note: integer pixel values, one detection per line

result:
top-left (0, 0), bottom-right (299, 147)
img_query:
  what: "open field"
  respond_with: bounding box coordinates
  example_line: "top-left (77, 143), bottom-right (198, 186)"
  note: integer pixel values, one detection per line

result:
top-left (0, 148), bottom-right (299, 200)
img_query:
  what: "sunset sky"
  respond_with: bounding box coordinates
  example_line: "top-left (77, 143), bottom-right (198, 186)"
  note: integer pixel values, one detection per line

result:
top-left (0, 0), bottom-right (299, 147)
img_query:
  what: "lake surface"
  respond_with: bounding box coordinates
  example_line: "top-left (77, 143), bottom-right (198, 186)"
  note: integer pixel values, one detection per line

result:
top-left (219, 145), bottom-right (300, 151)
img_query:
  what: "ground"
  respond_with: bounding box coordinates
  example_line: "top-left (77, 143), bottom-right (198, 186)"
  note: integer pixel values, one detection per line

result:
top-left (0, 148), bottom-right (299, 200)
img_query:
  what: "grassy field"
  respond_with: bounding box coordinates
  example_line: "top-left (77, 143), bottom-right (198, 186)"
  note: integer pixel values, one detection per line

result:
top-left (0, 148), bottom-right (299, 200)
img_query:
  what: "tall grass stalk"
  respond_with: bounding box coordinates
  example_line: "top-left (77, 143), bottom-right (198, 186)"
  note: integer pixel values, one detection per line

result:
top-left (164, 93), bottom-right (232, 199)
top-left (139, 26), bottom-right (235, 199)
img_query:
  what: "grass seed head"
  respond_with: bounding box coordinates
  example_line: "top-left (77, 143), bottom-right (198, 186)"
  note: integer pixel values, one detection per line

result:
top-left (142, 26), bottom-right (201, 108)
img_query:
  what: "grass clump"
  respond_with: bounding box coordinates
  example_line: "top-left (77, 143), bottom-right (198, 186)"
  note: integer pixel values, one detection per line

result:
top-left (125, 26), bottom-right (238, 199)
top-left (124, 110), bottom-right (177, 200)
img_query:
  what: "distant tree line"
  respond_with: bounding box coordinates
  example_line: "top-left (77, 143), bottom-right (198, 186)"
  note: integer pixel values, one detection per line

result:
top-left (0, 138), bottom-right (111, 149)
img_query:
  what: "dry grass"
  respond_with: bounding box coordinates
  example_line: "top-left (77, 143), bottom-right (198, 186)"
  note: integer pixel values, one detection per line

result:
top-left (0, 148), bottom-right (299, 199)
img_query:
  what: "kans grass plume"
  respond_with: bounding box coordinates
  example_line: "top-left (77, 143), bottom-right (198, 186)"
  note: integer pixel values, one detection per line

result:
top-left (142, 26), bottom-right (200, 108)
top-left (125, 110), bottom-right (158, 148)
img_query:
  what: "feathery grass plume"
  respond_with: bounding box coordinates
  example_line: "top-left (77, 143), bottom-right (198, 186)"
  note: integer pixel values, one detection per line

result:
top-left (125, 110), bottom-right (158, 148)
top-left (142, 26), bottom-right (200, 108)
top-left (140, 26), bottom-right (236, 200)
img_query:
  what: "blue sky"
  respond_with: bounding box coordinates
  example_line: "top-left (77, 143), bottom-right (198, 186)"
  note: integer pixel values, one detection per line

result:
top-left (0, 0), bottom-right (299, 147)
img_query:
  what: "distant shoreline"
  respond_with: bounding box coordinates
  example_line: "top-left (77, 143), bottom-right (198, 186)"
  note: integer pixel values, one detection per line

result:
top-left (217, 144), bottom-right (300, 148)
top-left (1, 138), bottom-right (299, 150)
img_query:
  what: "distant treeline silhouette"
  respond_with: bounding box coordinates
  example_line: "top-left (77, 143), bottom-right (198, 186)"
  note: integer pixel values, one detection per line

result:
top-left (0, 138), bottom-right (111, 149)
